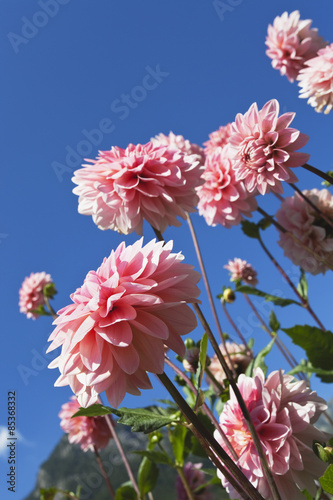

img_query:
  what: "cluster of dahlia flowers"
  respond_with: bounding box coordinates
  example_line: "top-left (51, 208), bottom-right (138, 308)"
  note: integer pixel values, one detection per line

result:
top-left (59, 396), bottom-right (112, 452)
top-left (266, 10), bottom-right (333, 114)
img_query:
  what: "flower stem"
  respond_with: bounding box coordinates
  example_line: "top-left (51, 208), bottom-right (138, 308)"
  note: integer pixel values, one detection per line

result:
top-left (177, 466), bottom-right (196, 500)
top-left (93, 445), bottom-right (115, 499)
top-left (165, 356), bottom-right (238, 460)
top-left (289, 183), bottom-right (333, 229)
top-left (98, 398), bottom-right (142, 500)
top-left (302, 163), bottom-right (333, 186)
top-left (242, 293), bottom-right (306, 381)
top-left (193, 303), bottom-right (282, 500)
top-left (257, 233), bottom-right (326, 331)
top-left (44, 296), bottom-right (58, 320)
top-left (186, 213), bottom-right (237, 376)
top-left (257, 206), bottom-right (333, 272)
top-left (157, 371), bottom-right (265, 500)
top-left (220, 300), bottom-right (253, 355)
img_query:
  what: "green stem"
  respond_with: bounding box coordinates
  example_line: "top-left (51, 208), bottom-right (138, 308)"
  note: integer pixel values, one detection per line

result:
top-left (257, 233), bottom-right (326, 331)
top-left (165, 356), bottom-right (238, 460)
top-left (177, 466), bottom-right (196, 500)
top-left (257, 206), bottom-right (333, 272)
top-left (93, 445), bottom-right (115, 499)
top-left (220, 299), bottom-right (253, 355)
top-left (289, 183), bottom-right (333, 229)
top-left (98, 397), bottom-right (142, 500)
top-left (158, 372), bottom-right (264, 500)
top-left (242, 293), bottom-right (305, 381)
top-left (302, 163), bottom-right (333, 186)
top-left (44, 296), bottom-right (58, 320)
top-left (193, 304), bottom-right (281, 500)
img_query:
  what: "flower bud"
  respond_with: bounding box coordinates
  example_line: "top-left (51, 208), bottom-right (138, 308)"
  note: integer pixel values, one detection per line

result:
top-left (223, 288), bottom-right (235, 303)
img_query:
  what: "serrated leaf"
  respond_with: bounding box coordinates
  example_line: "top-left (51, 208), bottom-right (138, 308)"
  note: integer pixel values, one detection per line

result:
top-left (269, 310), bottom-right (280, 332)
top-left (241, 220), bottom-right (260, 239)
top-left (72, 404), bottom-right (112, 418)
top-left (138, 456), bottom-right (159, 496)
top-left (235, 285), bottom-right (302, 307)
top-left (115, 482), bottom-right (137, 500)
top-left (245, 337), bottom-right (276, 377)
top-left (282, 325), bottom-right (333, 382)
top-left (134, 450), bottom-right (174, 466)
top-left (110, 406), bottom-right (180, 433)
top-left (320, 464), bottom-right (333, 494)
top-left (297, 269), bottom-right (308, 301)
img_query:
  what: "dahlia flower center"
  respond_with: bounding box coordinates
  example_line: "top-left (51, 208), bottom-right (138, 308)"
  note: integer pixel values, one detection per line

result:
top-left (242, 140), bottom-right (268, 170)
top-left (230, 426), bottom-right (252, 455)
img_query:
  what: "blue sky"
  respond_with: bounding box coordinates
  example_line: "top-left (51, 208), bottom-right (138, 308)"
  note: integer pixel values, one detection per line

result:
top-left (1, 0), bottom-right (333, 498)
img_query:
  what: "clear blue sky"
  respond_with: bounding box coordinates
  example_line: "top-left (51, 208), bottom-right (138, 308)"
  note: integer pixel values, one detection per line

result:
top-left (1, 1), bottom-right (333, 498)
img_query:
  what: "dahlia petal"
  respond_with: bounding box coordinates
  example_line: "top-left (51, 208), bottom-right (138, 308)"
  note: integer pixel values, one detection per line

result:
top-left (110, 344), bottom-right (140, 374)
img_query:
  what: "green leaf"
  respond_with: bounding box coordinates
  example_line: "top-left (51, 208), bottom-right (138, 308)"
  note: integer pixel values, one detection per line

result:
top-left (43, 282), bottom-right (57, 298)
top-left (313, 441), bottom-right (333, 464)
top-left (110, 406), bottom-right (181, 433)
top-left (115, 482), bottom-right (137, 500)
top-left (40, 488), bottom-right (57, 500)
top-left (241, 220), bottom-right (260, 239)
top-left (300, 489), bottom-right (313, 500)
top-left (245, 337), bottom-right (276, 377)
top-left (282, 325), bottom-right (333, 381)
top-left (28, 305), bottom-right (51, 316)
top-left (235, 285), bottom-right (302, 307)
top-left (269, 310), bottom-right (280, 332)
top-left (320, 464), bottom-right (333, 494)
top-left (72, 404), bottom-right (112, 418)
top-left (288, 359), bottom-right (333, 382)
top-left (134, 450), bottom-right (174, 466)
top-left (138, 457), bottom-right (159, 496)
top-left (322, 170), bottom-right (333, 187)
top-left (258, 217), bottom-right (272, 231)
top-left (169, 425), bottom-right (189, 466)
top-left (297, 269), bottom-right (308, 301)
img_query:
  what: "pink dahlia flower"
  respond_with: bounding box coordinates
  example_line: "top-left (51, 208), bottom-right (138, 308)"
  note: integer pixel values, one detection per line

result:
top-left (19, 272), bottom-right (53, 319)
top-left (47, 238), bottom-right (201, 408)
top-left (224, 258), bottom-right (258, 286)
top-left (151, 131), bottom-right (205, 166)
top-left (72, 142), bottom-right (203, 235)
top-left (214, 368), bottom-right (328, 500)
top-left (176, 462), bottom-right (212, 500)
top-left (196, 146), bottom-right (257, 228)
top-left (207, 342), bottom-right (251, 388)
top-left (276, 188), bottom-right (333, 274)
top-left (203, 123), bottom-right (233, 156)
top-left (59, 396), bottom-right (112, 452)
top-left (298, 43), bottom-right (333, 114)
top-left (266, 11), bottom-right (326, 82)
top-left (229, 99), bottom-right (310, 195)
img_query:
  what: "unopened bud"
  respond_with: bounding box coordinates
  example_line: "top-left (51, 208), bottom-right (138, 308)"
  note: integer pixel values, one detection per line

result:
top-left (182, 347), bottom-right (200, 373)
top-left (223, 288), bottom-right (235, 303)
